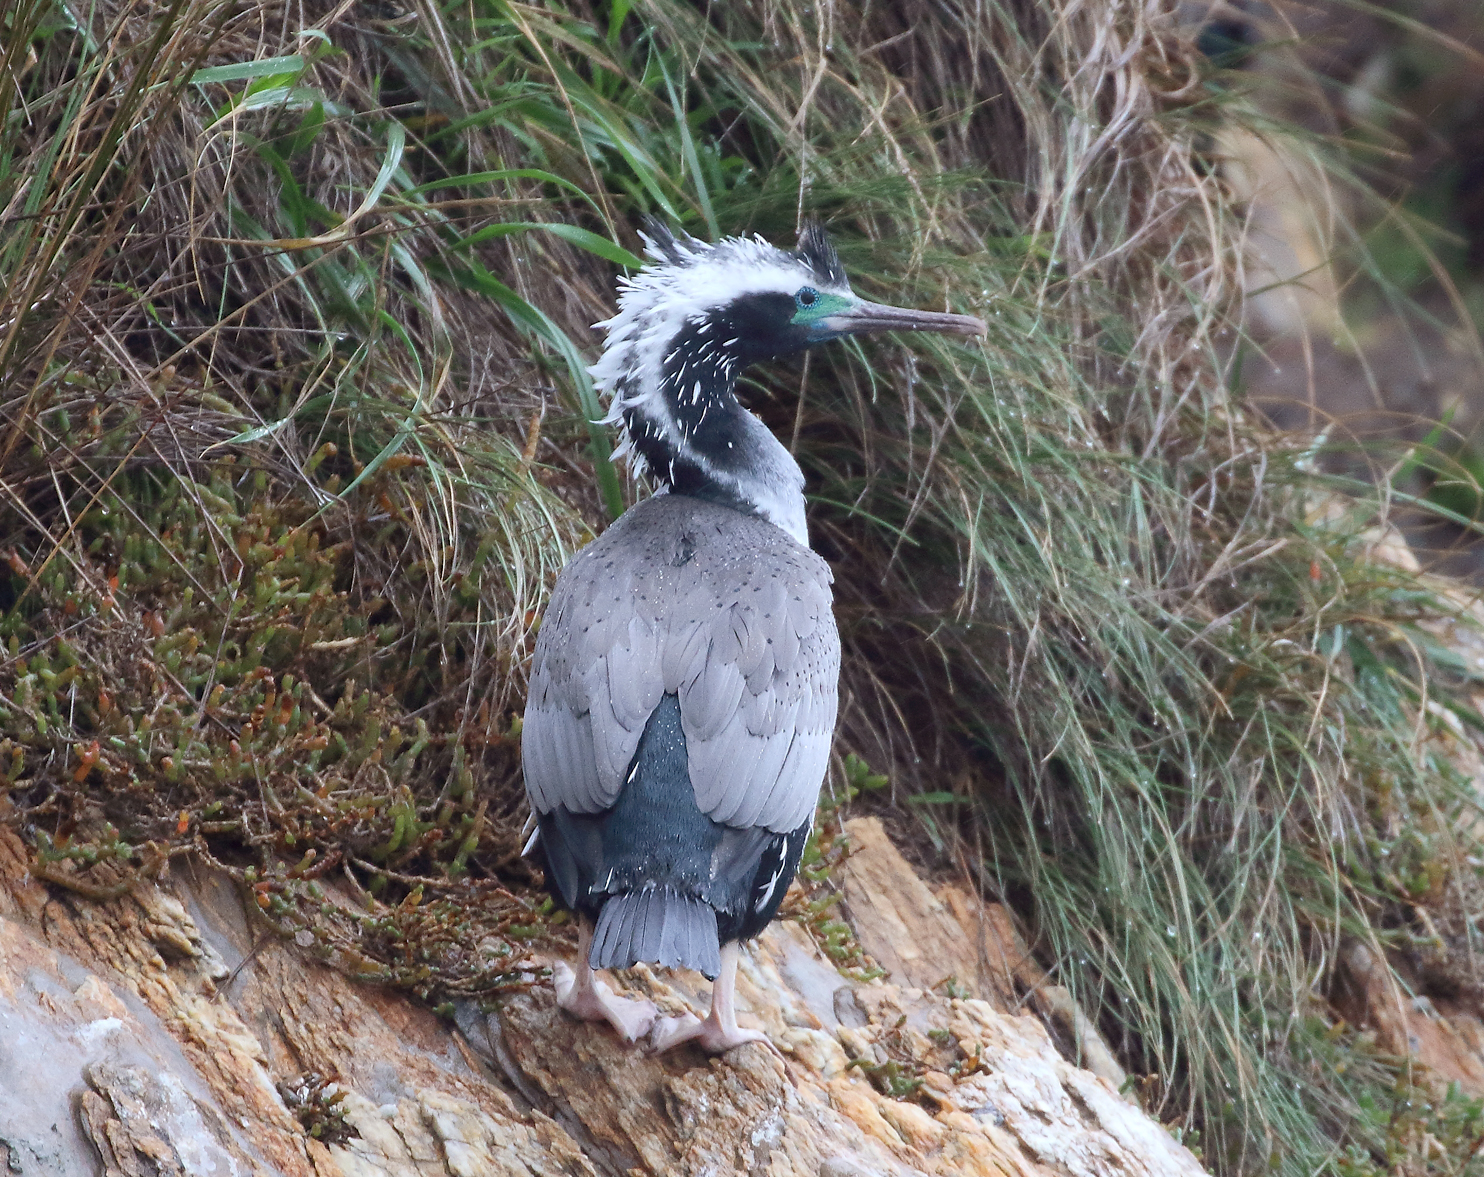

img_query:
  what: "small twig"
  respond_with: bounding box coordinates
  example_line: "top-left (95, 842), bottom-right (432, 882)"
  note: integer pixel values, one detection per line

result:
top-left (30, 841), bottom-right (187, 901)
top-left (348, 854), bottom-right (508, 892)
top-left (30, 861), bottom-right (135, 900)
top-left (217, 933), bottom-right (273, 998)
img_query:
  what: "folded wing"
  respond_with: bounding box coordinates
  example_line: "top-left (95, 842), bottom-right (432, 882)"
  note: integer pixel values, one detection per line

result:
top-left (523, 495), bottom-right (839, 834)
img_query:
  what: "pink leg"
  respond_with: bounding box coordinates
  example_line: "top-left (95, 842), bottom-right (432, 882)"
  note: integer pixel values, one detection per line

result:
top-left (648, 941), bottom-right (771, 1055)
top-left (553, 918), bottom-right (657, 1043)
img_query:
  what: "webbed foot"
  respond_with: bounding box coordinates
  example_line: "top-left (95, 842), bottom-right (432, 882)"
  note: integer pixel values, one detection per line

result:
top-left (648, 1009), bottom-right (771, 1054)
top-left (554, 959), bottom-right (658, 1043)
top-left (646, 940), bottom-right (777, 1057)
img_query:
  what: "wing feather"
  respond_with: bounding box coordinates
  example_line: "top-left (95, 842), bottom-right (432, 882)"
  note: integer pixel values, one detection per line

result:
top-left (520, 705), bottom-right (555, 812)
top-left (680, 659), bottom-right (746, 742)
top-left (712, 727), bottom-right (797, 827)
top-left (607, 617), bottom-right (663, 730)
top-left (525, 704), bottom-right (605, 814)
top-left (691, 717), bottom-right (772, 818)
top-left (771, 727), bottom-right (834, 831)
top-left (588, 658), bottom-right (641, 799)
top-left (734, 607), bottom-right (773, 682)
top-left (660, 619), bottom-right (709, 693)
top-left (772, 610), bottom-right (800, 675)
top-left (522, 495), bottom-right (839, 834)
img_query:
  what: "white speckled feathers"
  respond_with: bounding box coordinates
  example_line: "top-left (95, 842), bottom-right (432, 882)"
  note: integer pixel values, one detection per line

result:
top-left (589, 229), bottom-right (850, 453)
top-left (523, 494), bottom-right (839, 835)
top-left (586, 227), bottom-right (849, 546)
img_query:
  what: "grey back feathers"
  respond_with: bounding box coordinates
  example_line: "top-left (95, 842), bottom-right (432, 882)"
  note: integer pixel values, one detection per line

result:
top-left (523, 494), bottom-right (840, 837)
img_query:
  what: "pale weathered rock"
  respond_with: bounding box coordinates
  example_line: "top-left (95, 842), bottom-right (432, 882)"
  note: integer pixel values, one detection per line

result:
top-left (1332, 940), bottom-right (1484, 1092)
top-left (0, 909), bottom-right (273, 1175)
top-left (843, 817), bottom-right (1128, 1095)
top-left (0, 812), bottom-right (1205, 1176)
top-left (839, 817), bottom-right (1001, 1002)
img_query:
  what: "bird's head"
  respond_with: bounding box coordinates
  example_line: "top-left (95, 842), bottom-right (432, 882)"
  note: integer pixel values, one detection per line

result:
top-left (589, 221), bottom-right (985, 542)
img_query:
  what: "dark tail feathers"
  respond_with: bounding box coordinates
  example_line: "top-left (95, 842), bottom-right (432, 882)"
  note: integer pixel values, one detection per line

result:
top-left (589, 888), bottom-right (721, 979)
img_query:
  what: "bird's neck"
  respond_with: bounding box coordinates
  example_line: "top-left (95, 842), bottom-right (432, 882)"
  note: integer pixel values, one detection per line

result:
top-left (617, 320), bottom-right (808, 545)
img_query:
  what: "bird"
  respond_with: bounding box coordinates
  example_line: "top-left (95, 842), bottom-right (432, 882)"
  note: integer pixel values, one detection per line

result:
top-left (521, 220), bottom-right (985, 1054)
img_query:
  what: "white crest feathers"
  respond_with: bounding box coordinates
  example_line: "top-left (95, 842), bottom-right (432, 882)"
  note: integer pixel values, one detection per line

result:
top-left (585, 225), bottom-right (851, 546)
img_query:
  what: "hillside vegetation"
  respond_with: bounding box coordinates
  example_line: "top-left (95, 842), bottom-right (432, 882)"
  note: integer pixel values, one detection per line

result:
top-left (4, 0), bottom-right (1484, 1172)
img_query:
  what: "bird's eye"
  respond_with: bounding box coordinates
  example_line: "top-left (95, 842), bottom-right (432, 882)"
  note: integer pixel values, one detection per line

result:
top-left (795, 287), bottom-right (819, 309)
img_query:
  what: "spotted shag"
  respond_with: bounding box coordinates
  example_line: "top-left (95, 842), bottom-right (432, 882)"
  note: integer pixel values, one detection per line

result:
top-left (522, 221), bottom-right (985, 1052)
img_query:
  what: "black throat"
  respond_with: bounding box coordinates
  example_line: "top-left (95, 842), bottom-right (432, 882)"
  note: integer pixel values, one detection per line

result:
top-left (624, 292), bottom-right (805, 509)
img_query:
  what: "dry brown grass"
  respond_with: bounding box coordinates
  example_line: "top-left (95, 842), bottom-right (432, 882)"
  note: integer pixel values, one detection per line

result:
top-left (4, 0), bottom-right (1484, 1172)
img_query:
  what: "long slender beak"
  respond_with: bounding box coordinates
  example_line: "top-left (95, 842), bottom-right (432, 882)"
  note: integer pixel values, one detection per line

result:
top-left (823, 299), bottom-right (987, 338)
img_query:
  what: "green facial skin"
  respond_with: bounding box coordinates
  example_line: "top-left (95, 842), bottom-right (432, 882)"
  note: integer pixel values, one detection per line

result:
top-left (789, 289), bottom-right (854, 328)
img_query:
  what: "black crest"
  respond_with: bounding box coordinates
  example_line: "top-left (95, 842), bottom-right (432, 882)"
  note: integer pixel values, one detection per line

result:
top-left (640, 215), bottom-right (697, 266)
top-left (794, 221), bottom-right (846, 288)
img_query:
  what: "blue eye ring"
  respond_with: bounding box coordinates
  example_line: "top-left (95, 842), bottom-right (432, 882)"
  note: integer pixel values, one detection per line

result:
top-left (795, 287), bottom-right (819, 309)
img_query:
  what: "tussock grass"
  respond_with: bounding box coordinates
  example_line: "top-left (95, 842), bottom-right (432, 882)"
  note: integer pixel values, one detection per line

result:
top-left (3, 0), bottom-right (1484, 1172)
top-left (0, 0), bottom-right (598, 996)
top-left (647, 8), bottom-right (1484, 1170)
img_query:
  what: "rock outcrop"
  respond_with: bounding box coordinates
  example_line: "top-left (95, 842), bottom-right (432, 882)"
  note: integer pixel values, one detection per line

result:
top-left (0, 810), bottom-right (1204, 1176)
